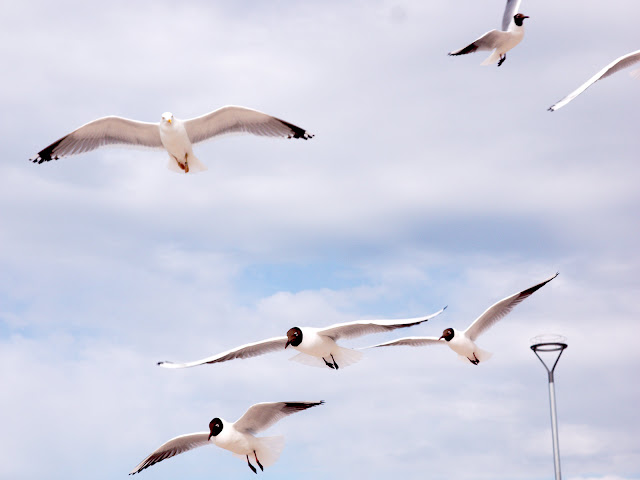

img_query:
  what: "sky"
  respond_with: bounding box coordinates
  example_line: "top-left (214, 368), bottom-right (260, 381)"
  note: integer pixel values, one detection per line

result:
top-left (1, 0), bottom-right (639, 479)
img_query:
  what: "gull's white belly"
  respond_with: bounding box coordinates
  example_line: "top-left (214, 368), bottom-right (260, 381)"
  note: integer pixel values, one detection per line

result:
top-left (448, 332), bottom-right (477, 359)
top-left (214, 425), bottom-right (254, 456)
top-left (295, 330), bottom-right (336, 358)
top-left (159, 122), bottom-right (193, 161)
top-left (499, 30), bottom-right (524, 54)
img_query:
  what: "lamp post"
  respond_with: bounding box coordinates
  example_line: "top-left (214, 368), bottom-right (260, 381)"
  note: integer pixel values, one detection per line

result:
top-left (530, 335), bottom-right (567, 480)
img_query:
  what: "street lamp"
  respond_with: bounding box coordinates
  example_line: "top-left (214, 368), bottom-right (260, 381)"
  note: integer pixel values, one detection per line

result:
top-left (530, 334), bottom-right (568, 480)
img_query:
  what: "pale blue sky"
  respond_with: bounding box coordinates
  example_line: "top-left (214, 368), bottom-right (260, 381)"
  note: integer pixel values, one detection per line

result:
top-left (1, 0), bottom-right (639, 479)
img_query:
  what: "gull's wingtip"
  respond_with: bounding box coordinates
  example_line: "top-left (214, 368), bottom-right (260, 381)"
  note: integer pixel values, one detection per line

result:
top-left (286, 131), bottom-right (313, 140)
top-left (28, 154), bottom-right (51, 164)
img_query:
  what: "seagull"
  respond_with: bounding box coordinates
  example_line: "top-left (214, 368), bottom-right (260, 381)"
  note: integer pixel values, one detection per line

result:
top-left (548, 49), bottom-right (640, 111)
top-left (365, 273), bottom-right (557, 365)
top-left (448, 0), bottom-right (529, 67)
top-left (29, 105), bottom-right (313, 173)
top-left (129, 401), bottom-right (323, 475)
top-left (158, 307), bottom-right (446, 371)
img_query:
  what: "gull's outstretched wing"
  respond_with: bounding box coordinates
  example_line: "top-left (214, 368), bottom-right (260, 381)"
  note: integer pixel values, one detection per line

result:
top-left (449, 30), bottom-right (508, 56)
top-left (234, 401), bottom-right (324, 435)
top-left (548, 50), bottom-right (640, 111)
top-left (502, 0), bottom-right (523, 31)
top-left (316, 307), bottom-right (447, 341)
top-left (129, 432), bottom-right (210, 475)
top-left (157, 336), bottom-right (288, 369)
top-left (30, 116), bottom-right (163, 163)
top-left (364, 336), bottom-right (443, 348)
top-left (464, 273), bottom-right (558, 341)
top-left (184, 106), bottom-right (313, 144)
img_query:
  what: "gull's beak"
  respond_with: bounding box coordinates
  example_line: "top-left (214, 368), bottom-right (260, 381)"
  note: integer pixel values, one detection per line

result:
top-left (438, 334), bottom-right (445, 340)
top-left (285, 340), bottom-right (291, 349)
top-left (523, 15), bottom-right (530, 18)
top-left (167, 118), bottom-right (172, 124)
top-left (208, 431), bottom-right (213, 440)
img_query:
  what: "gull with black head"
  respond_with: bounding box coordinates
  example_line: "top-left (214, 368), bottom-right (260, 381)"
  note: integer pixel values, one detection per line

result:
top-left (158, 307), bottom-right (446, 370)
top-left (129, 401), bottom-right (324, 475)
top-left (30, 105), bottom-right (313, 174)
top-left (365, 274), bottom-right (557, 365)
top-left (449, 0), bottom-right (529, 67)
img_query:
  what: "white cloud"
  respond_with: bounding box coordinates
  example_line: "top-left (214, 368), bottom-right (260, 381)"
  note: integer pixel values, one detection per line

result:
top-left (1, 0), bottom-right (639, 479)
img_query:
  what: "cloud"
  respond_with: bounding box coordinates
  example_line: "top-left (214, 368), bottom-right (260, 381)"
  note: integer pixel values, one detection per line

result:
top-left (1, 0), bottom-right (639, 479)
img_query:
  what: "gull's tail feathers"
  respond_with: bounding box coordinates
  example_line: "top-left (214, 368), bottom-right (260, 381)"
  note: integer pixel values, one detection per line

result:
top-left (232, 436), bottom-right (285, 468)
top-left (481, 51), bottom-right (501, 66)
top-left (166, 154), bottom-right (208, 174)
top-left (289, 346), bottom-right (363, 369)
top-left (458, 347), bottom-right (493, 364)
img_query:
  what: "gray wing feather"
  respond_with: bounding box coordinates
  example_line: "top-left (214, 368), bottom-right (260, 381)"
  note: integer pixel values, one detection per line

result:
top-left (129, 432), bottom-right (210, 475)
top-left (464, 273), bottom-right (558, 341)
top-left (183, 106), bottom-right (313, 144)
top-left (364, 336), bottom-right (443, 348)
top-left (317, 307), bottom-right (447, 341)
top-left (549, 50), bottom-right (640, 111)
top-left (30, 116), bottom-right (162, 163)
top-left (157, 336), bottom-right (288, 369)
top-left (502, 0), bottom-right (523, 31)
top-left (449, 30), bottom-right (507, 56)
top-left (234, 401), bottom-right (324, 435)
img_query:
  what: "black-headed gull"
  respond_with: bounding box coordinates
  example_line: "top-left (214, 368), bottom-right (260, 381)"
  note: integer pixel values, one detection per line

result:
top-left (365, 274), bottom-right (557, 365)
top-left (30, 106), bottom-right (313, 173)
top-left (130, 401), bottom-right (323, 475)
top-left (158, 307), bottom-right (446, 370)
top-left (548, 49), bottom-right (640, 111)
top-left (449, 0), bottom-right (529, 67)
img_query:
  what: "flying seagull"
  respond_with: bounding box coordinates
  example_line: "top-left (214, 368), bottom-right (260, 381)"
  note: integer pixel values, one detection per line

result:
top-left (29, 105), bottom-right (313, 173)
top-left (365, 273), bottom-right (557, 365)
top-left (129, 401), bottom-right (324, 475)
top-left (548, 49), bottom-right (640, 111)
top-left (158, 307), bottom-right (446, 371)
top-left (449, 0), bottom-right (529, 67)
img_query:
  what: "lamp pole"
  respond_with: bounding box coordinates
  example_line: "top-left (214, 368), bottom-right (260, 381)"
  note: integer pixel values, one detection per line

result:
top-left (531, 337), bottom-right (567, 480)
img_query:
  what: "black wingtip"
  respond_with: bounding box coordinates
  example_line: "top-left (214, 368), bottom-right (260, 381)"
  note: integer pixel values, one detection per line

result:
top-left (284, 400), bottom-right (325, 410)
top-left (547, 107), bottom-right (555, 112)
top-left (31, 135), bottom-right (66, 164)
top-left (278, 118), bottom-right (314, 140)
top-left (521, 273), bottom-right (559, 297)
top-left (443, 305), bottom-right (448, 311)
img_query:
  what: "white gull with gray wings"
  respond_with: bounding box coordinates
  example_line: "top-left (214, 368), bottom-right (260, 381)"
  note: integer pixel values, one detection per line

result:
top-left (548, 49), bottom-right (640, 111)
top-left (30, 105), bottom-right (313, 174)
top-left (158, 307), bottom-right (446, 370)
top-left (449, 0), bottom-right (529, 67)
top-left (129, 401), bottom-right (323, 475)
top-left (365, 273), bottom-right (558, 365)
